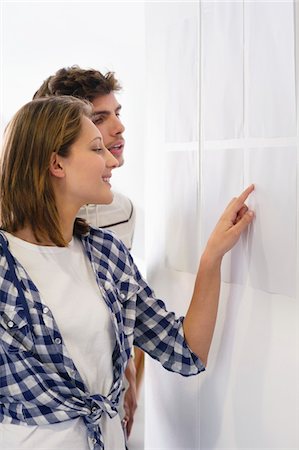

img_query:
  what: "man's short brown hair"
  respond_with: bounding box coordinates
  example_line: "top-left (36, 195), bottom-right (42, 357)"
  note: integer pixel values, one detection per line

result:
top-left (33, 65), bottom-right (121, 101)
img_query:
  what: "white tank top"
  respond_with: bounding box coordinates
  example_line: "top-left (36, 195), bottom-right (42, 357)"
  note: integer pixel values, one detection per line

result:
top-left (0, 232), bottom-right (126, 450)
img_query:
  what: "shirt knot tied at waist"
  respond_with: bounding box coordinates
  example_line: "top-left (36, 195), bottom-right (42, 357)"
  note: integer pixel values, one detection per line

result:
top-left (83, 393), bottom-right (119, 450)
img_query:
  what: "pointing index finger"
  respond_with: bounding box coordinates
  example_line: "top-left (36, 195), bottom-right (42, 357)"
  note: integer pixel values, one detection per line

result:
top-left (236, 184), bottom-right (255, 207)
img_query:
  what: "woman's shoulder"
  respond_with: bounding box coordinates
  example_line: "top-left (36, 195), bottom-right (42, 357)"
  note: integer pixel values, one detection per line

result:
top-left (82, 226), bottom-right (136, 280)
top-left (84, 225), bottom-right (129, 256)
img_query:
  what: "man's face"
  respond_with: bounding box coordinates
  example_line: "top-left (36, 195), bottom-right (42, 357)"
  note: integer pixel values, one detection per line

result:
top-left (92, 92), bottom-right (125, 166)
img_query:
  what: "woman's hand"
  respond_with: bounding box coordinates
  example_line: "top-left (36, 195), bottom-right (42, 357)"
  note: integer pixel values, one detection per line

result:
top-left (204, 184), bottom-right (255, 263)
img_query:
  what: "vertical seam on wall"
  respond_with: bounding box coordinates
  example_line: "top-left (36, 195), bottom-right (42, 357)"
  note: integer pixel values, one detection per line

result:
top-left (243, 0), bottom-right (248, 191)
top-left (198, 0), bottom-right (202, 224)
top-left (199, 0), bottom-right (205, 256)
top-left (243, 0), bottom-right (246, 142)
top-left (294, 0), bottom-right (298, 116)
top-left (198, 1), bottom-right (202, 448)
top-left (294, 0), bottom-right (299, 301)
top-left (294, 0), bottom-right (299, 398)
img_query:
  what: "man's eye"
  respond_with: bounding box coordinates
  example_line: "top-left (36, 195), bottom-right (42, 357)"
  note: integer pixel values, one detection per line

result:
top-left (93, 116), bottom-right (104, 125)
top-left (93, 148), bottom-right (103, 153)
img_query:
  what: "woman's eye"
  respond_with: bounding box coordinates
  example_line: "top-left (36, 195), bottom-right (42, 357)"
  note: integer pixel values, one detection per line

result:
top-left (93, 148), bottom-right (103, 154)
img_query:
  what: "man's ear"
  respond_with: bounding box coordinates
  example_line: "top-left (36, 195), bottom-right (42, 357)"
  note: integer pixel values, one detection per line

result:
top-left (49, 152), bottom-right (65, 178)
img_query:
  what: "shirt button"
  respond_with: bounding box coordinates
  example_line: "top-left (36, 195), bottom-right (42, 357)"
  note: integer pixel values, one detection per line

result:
top-left (104, 281), bottom-right (110, 290)
top-left (92, 407), bottom-right (97, 413)
top-left (7, 321), bottom-right (14, 328)
top-left (43, 307), bottom-right (49, 314)
top-left (54, 337), bottom-right (62, 345)
top-left (91, 437), bottom-right (97, 444)
top-left (120, 293), bottom-right (126, 299)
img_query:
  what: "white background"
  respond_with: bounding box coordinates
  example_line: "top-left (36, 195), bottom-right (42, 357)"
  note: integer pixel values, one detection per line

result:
top-left (1, 1), bottom-right (299, 449)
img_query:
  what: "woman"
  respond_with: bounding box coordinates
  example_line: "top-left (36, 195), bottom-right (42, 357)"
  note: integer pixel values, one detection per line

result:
top-left (0, 96), bottom-right (254, 450)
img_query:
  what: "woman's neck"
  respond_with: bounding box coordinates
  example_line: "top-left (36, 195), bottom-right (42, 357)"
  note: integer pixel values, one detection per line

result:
top-left (10, 227), bottom-right (55, 246)
top-left (11, 223), bottom-right (74, 247)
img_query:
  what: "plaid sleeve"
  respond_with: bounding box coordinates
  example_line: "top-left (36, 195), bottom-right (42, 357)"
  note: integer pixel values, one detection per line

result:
top-left (86, 228), bottom-right (205, 377)
top-left (124, 252), bottom-right (205, 377)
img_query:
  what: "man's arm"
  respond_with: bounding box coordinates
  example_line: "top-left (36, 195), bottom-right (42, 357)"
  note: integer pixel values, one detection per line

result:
top-left (123, 358), bottom-right (138, 438)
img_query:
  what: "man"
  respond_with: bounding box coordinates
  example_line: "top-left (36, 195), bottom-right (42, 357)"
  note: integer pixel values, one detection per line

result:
top-left (34, 66), bottom-right (144, 438)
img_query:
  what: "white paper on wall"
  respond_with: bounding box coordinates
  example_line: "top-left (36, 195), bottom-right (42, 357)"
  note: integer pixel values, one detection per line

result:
top-left (164, 17), bottom-right (199, 143)
top-left (202, 1), bottom-right (243, 140)
top-left (246, 147), bottom-right (297, 298)
top-left (202, 148), bottom-right (246, 284)
top-left (246, 1), bottom-right (296, 138)
top-left (164, 150), bottom-right (200, 274)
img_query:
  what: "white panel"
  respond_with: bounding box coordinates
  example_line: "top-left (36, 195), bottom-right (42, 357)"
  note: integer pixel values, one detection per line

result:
top-left (247, 147), bottom-right (297, 297)
top-left (200, 284), bottom-right (299, 449)
top-left (202, 1), bottom-right (243, 140)
top-left (144, 268), bottom-right (200, 450)
top-left (144, 2), bottom-right (201, 448)
top-left (246, 1), bottom-right (296, 137)
top-left (146, 358), bottom-right (200, 450)
top-left (165, 16), bottom-right (199, 143)
top-left (165, 150), bottom-right (200, 274)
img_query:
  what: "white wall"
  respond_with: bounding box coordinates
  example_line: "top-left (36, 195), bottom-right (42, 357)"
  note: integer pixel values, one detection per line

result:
top-left (0, 1), bottom-right (146, 260)
top-left (144, 1), bottom-right (299, 450)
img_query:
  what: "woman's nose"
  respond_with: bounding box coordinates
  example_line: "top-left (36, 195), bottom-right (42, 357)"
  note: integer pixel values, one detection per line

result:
top-left (106, 149), bottom-right (119, 168)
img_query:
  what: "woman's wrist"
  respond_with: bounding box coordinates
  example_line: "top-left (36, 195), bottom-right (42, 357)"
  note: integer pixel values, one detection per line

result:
top-left (200, 247), bottom-right (223, 270)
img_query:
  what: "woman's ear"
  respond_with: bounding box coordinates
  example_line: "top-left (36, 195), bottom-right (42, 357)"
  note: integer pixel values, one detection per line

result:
top-left (49, 152), bottom-right (65, 178)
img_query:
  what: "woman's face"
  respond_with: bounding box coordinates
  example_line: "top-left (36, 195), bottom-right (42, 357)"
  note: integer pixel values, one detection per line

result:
top-left (60, 115), bottom-right (119, 208)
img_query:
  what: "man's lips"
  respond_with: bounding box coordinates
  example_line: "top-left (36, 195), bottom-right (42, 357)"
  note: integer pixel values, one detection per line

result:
top-left (108, 140), bottom-right (125, 156)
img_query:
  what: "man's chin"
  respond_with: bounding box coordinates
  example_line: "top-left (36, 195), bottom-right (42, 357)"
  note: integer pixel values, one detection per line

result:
top-left (116, 156), bottom-right (124, 167)
top-left (101, 192), bottom-right (114, 205)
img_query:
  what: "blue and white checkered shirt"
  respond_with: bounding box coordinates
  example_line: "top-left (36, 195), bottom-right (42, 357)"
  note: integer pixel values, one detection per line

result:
top-left (0, 227), bottom-right (205, 449)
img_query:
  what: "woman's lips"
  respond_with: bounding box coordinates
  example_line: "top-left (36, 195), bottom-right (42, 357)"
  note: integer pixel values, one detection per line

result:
top-left (102, 176), bottom-right (112, 187)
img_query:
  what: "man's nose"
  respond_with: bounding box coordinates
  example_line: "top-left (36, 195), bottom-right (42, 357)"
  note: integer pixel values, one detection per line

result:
top-left (111, 115), bottom-right (125, 135)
